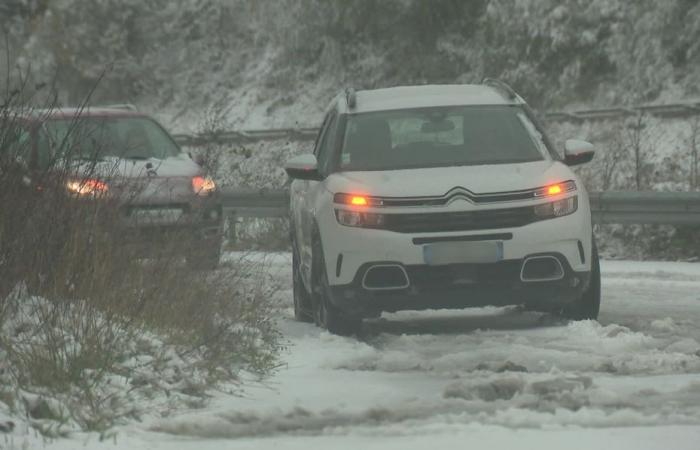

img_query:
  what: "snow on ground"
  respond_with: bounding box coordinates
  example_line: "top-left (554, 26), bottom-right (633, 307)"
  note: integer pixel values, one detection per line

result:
top-left (8, 255), bottom-right (700, 449)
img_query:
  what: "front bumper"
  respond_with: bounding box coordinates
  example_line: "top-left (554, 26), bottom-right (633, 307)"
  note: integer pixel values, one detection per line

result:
top-left (316, 194), bottom-right (592, 316)
top-left (320, 204), bottom-right (592, 284)
top-left (329, 253), bottom-right (591, 317)
top-left (115, 200), bottom-right (223, 254)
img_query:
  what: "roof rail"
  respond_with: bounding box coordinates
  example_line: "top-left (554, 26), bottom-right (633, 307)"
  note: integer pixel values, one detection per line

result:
top-left (482, 78), bottom-right (518, 101)
top-left (99, 103), bottom-right (138, 111)
top-left (345, 88), bottom-right (356, 109)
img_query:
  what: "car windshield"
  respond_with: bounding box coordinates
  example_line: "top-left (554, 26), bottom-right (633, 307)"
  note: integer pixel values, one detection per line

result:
top-left (339, 105), bottom-right (548, 171)
top-left (43, 116), bottom-right (181, 161)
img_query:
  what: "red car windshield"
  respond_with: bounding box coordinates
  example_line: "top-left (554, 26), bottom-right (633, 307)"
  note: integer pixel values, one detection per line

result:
top-left (43, 117), bottom-right (181, 161)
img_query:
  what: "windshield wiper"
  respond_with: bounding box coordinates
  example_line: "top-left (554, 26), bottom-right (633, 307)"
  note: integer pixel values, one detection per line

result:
top-left (122, 155), bottom-right (150, 160)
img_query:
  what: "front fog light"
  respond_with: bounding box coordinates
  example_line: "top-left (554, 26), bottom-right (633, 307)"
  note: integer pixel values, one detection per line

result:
top-left (337, 210), bottom-right (362, 227)
top-left (534, 196), bottom-right (578, 218)
top-left (552, 196), bottom-right (577, 216)
top-left (335, 210), bottom-right (385, 228)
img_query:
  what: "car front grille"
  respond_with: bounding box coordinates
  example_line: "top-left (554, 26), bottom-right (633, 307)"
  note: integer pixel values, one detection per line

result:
top-left (405, 261), bottom-right (524, 290)
top-left (382, 205), bottom-right (537, 233)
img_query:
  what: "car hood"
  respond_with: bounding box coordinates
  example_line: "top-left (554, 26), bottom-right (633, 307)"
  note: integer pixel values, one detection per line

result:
top-left (68, 154), bottom-right (204, 205)
top-left (325, 161), bottom-right (572, 197)
top-left (71, 153), bottom-right (201, 179)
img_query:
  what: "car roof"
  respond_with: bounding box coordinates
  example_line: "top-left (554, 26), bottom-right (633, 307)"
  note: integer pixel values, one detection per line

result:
top-left (14, 107), bottom-right (147, 123)
top-left (335, 84), bottom-right (523, 114)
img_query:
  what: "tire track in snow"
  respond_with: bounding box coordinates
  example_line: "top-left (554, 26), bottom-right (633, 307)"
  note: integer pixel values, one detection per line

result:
top-left (150, 255), bottom-right (700, 439)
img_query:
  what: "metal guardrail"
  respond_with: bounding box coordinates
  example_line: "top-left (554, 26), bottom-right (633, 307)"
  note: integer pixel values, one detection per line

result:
top-left (174, 100), bottom-right (700, 147)
top-left (222, 189), bottom-right (700, 226)
top-left (589, 191), bottom-right (700, 225)
top-left (173, 127), bottom-right (319, 147)
top-left (544, 101), bottom-right (700, 122)
top-left (221, 189), bottom-right (289, 218)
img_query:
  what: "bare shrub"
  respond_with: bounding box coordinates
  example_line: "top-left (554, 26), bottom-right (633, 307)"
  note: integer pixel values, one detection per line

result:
top-left (0, 83), bottom-right (281, 435)
top-left (227, 217), bottom-right (291, 252)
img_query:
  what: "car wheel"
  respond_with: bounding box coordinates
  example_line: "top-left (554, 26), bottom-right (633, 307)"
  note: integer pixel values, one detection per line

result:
top-left (292, 241), bottom-right (314, 322)
top-left (186, 239), bottom-right (221, 270)
top-left (562, 239), bottom-right (601, 321)
top-left (311, 233), bottom-right (361, 336)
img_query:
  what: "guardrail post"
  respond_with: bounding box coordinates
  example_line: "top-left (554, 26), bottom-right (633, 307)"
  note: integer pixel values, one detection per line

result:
top-left (226, 211), bottom-right (238, 246)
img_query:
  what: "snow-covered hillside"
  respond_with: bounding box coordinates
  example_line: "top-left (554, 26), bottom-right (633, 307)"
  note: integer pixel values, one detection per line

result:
top-left (4, 0), bottom-right (700, 130)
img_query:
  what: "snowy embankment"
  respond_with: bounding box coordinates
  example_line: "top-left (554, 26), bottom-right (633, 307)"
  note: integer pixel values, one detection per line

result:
top-left (7, 256), bottom-right (700, 450)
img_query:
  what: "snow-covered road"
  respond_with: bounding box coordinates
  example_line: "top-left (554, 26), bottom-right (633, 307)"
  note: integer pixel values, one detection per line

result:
top-left (48, 255), bottom-right (700, 449)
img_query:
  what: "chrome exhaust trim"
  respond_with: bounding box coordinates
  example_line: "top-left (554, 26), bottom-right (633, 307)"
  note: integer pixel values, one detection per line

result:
top-left (362, 264), bottom-right (410, 291)
top-left (520, 255), bottom-right (565, 282)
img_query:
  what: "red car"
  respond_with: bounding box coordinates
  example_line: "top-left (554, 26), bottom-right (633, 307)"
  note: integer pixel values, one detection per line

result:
top-left (4, 105), bottom-right (223, 268)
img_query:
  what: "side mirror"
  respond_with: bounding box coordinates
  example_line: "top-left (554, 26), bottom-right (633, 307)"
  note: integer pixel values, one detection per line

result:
top-left (284, 154), bottom-right (323, 181)
top-left (564, 139), bottom-right (595, 166)
top-left (192, 152), bottom-right (206, 167)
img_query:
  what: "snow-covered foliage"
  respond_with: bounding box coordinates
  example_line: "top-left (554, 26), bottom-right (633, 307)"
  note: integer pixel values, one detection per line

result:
top-left (0, 101), bottom-right (282, 440)
top-left (3, 0), bottom-right (700, 129)
top-left (0, 256), bottom-right (283, 441)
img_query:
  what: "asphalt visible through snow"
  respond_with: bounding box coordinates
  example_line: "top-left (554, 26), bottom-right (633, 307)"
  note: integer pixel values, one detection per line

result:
top-left (47, 254), bottom-right (700, 450)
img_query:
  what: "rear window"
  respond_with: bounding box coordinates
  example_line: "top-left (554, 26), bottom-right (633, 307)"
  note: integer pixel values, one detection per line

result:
top-left (339, 106), bottom-right (548, 171)
top-left (43, 117), bottom-right (181, 161)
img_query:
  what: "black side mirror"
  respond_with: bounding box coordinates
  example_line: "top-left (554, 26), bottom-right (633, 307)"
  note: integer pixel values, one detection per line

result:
top-left (564, 139), bottom-right (595, 166)
top-left (284, 154), bottom-right (323, 181)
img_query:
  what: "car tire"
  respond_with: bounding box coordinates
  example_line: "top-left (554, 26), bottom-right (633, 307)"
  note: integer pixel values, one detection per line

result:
top-left (186, 239), bottom-right (221, 270)
top-left (562, 239), bottom-right (601, 321)
top-left (311, 233), bottom-right (361, 336)
top-left (292, 241), bottom-right (314, 322)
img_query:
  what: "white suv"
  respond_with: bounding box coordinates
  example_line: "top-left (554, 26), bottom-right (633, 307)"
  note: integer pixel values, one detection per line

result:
top-left (285, 81), bottom-right (600, 335)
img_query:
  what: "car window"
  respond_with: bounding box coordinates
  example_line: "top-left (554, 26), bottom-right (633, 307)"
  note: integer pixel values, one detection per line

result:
top-left (316, 111), bottom-right (339, 175)
top-left (340, 105), bottom-right (547, 171)
top-left (390, 115), bottom-right (463, 147)
top-left (523, 104), bottom-right (562, 160)
top-left (312, 114), bottom-right (331, 158)
top-left (2, 124), bottom-right (32, 163)
top-left (36, 129), bottom-right (53, 170)
top-left (43, 117), bottom-right (181, 161)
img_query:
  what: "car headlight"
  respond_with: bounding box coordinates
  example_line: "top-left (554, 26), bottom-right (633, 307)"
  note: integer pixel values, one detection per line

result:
top-left (335, 209), bottom-right (386, 228)
top-left (534, 195), bottom-right (578, 218)
top-left (192, 175), bottom-right (216, 196)
top-left (533, 180), bottom-right (577, 198)
top-left (333, 193), bottom-right (384, 207)
top-left (66, 178), bottom-right (109, 197)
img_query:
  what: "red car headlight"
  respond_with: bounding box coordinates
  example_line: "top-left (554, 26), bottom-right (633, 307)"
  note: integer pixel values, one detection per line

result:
top-left (66, 178), bottom-right (109, 197)
top-left (192, 176), bottom-right (216, 196)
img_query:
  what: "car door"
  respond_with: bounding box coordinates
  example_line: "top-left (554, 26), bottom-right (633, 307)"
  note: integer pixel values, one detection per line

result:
top-left (1, 120), bottom-right (35, 189)
top-left (296, 109), bottom-right (339, 281)
top-left (32, 124), bottom-right (62, 190)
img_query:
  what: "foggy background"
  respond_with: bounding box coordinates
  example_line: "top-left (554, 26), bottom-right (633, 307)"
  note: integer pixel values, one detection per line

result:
top-left (2, 0), bottom-right (699, 128)
top-left (2, 0), bottom-right (699, 258)
top-left (3, 3), bottom-right (700, 446)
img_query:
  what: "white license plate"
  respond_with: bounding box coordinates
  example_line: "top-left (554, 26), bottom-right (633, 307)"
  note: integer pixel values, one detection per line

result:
top-left (423, 241), bottom-right (503, 265)
top-left (131, 208), bottom-right (183, 225)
